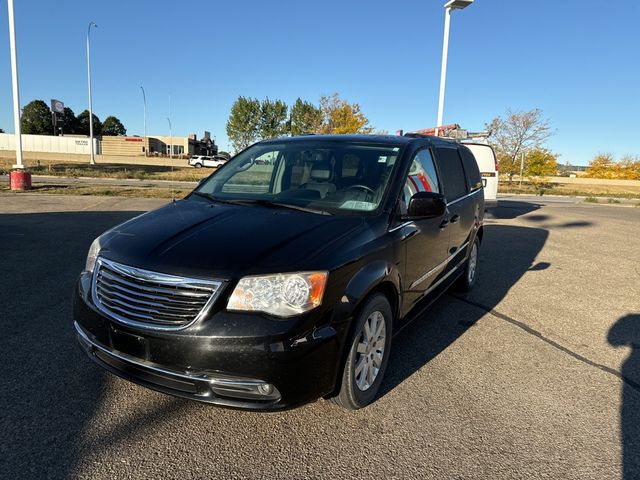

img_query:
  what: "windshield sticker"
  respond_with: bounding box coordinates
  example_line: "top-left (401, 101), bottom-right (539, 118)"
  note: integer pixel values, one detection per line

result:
top-left (340, 200), bottom-right (377, 211)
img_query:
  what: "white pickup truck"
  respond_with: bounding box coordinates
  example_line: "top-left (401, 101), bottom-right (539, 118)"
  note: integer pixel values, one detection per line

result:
top-left (188, 155), bottom-right (228, 168)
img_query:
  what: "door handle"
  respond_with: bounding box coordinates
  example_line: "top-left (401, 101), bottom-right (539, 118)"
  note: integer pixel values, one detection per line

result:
top-left (450, 214), bottom-right (460, 224)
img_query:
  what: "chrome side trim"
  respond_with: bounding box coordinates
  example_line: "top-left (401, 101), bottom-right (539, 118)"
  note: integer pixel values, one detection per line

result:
top-left (423, 257), bottom-right (466, 296)
top-left (91, 257), bottom-right (224, 332)
top-left (446, 188), bottom-right (482, 207)
top-left (409, 241), bottom-right (469, 289)
top-left (388, 221), bottom-right (412, 233)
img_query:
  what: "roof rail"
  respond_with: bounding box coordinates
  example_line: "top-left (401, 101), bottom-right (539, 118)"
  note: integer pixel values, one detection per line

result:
top-left (403, 132), bottom-right (431, 138)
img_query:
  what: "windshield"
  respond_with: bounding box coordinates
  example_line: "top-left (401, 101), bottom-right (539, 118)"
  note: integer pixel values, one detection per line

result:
top-left (194, 140), bottom-right (403, 215)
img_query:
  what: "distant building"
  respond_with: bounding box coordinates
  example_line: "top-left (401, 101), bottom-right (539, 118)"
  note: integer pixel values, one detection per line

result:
top-left (101, 132), bottom-right (218, 157)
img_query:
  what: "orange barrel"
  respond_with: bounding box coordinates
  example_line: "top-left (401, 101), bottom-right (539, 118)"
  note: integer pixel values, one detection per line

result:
top-left (9, 170), bottom-right (32, 190)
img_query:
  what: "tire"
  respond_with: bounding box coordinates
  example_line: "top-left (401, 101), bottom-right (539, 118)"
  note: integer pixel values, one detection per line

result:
top-left (332, 293), bottom-right (393, 410)
top-left (194, 163), bottom-right (202, 168)
top-left (455, 236), bottom-right (479, 292)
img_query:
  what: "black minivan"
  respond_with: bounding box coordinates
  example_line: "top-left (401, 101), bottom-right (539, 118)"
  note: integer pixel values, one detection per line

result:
top-left (74, 134), bottom-right (484, 410)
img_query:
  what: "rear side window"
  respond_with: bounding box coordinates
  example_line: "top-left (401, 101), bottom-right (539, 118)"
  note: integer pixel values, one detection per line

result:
top-left (458, 146), bottom-right (482, 192)
top-left (433, 147), bottom-right (468, 201)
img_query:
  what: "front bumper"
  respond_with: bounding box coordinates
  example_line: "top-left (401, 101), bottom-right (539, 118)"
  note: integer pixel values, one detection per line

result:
top-left (73, 274), bottom-right (343, 411)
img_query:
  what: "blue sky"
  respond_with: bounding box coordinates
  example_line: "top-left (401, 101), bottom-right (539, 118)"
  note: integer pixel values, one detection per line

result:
top-left (1, 0), bottom-right (639, 164)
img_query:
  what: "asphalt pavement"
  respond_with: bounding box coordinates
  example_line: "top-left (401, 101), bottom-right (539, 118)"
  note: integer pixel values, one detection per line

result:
top-left (1, 193), bottom-right (639, 479)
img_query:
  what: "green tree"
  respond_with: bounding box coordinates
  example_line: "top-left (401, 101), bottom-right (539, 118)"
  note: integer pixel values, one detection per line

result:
top-left (290, 98), bottom-right (322, 136)
top-left (486, 108), bottom-right (553, 182)
top-left (524, 148), bottom-right (558, 177)
top-left (76, 110), bottom-right (102, 136)
top-left (102, 116), bottom-right (127, 136)
top-left (318, 93), bottom-right (373, 134)
top-left (226, 96), bottom-right (261, 151)
top-left (21, 100), bottom-right (53, 135)
top-left (259, 98), bottom-right (288, 139)
top-left (61, 107), bottom-right (79, 134)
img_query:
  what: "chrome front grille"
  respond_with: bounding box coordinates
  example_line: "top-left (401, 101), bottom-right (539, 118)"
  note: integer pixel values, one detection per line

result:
top-left (92, 257), bottom-right (222, 330)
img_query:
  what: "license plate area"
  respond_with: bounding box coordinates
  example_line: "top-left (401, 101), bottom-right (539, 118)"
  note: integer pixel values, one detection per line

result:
top-left (110, 328), bottom-right (148, 360)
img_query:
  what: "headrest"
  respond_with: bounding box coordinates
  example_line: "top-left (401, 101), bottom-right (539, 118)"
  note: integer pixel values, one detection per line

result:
top-left (310, 163), bottom-right (331, 181)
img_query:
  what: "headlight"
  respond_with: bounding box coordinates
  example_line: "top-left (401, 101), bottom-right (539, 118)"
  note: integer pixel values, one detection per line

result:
top-left (227, 272), bottom-right (328, 317)
top-left (85, 237), bottom-right (102, 273)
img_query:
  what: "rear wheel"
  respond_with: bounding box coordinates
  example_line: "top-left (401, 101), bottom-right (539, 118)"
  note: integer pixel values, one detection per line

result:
top-left (455, 236), bottom-right (479, 292)
top-left (332, 293), bottom-right (393, 410)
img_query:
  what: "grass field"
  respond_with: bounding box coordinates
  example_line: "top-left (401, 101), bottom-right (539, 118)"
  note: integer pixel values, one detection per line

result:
top-left (499, 181), bottom-right (640, 199)
top-left (0, 183), bottom-right (191, 199)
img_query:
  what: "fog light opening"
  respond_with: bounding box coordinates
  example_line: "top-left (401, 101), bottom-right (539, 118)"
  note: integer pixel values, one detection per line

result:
top-left (209, 378), bottom-right (281, 401)
top-left (258, 383), bottom-right (274, 396)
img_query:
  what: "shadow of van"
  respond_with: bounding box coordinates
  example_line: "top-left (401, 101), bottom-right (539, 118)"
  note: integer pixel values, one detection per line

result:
top-left (381, 223), bottom-right (549, 397)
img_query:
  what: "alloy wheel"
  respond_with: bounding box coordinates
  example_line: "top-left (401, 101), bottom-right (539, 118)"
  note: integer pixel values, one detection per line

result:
top-left (468, 242), bottom-right (478, 284)
top-left (354, 310), bottom-right (386, 391)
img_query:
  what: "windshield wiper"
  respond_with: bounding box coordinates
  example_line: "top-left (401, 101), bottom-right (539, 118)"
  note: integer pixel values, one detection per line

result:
top-left (193, 193), bottom-right (332, 215)
top-left (192, 192), bottom-right (239, 206)
top-left (232, 198), bottom-right (332, 216)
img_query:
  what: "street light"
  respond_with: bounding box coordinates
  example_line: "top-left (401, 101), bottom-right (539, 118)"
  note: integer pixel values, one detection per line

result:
top-left (87, 21), bottom-right (98, 165)
top-left (167, 117), bottom-right (172, 159)
top-left (7, 0), bottom-right (23, 169)
top-left (140, 86), bottom-right (147, 157)
top-left (435, 0), bottom-right (473, 136)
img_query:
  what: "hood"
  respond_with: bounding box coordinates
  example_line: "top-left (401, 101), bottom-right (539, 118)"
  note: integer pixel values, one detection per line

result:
top-left (98, 197), bottom-right (366, 279)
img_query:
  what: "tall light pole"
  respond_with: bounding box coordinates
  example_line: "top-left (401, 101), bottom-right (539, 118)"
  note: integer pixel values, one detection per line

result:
top-left (140, 86), bottom-right (147, 157)
top-left (167, 117), bottom-right (172, 159)
top-left (87, 21), bottom-right (98, 165)
top-left (435, 0), bottom-right (473, 136)
top-left (7, 0), bottom-right (23, 169)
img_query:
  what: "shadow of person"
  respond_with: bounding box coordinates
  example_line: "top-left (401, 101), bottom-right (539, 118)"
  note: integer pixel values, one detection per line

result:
top-left (380, 223), bottom-right (549, 397)
top-left (608, 314), bottom-right (640, 479)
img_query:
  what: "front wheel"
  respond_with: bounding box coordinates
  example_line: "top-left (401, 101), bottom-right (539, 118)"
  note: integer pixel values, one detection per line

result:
top-left (332, 293), bottom-right (393, 410)
top-left (455, 236), bottom-right (479, 292)
top-left (194, 162), bottom-right (203, 168)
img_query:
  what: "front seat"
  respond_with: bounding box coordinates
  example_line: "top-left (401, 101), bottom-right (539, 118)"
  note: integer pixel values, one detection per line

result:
top-left (302, 162), bottom-right (336, 198)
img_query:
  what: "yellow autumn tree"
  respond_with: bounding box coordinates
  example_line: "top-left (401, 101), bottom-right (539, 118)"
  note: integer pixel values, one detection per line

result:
top-left (585, 153), bottom-right (617, 179)
top-left (524, 148), bottom-right (558, 177)
top-left (318, 93), bottom-right (373, 135)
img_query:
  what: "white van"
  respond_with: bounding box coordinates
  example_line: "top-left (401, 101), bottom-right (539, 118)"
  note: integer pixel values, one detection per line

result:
top-left (462, 143), bottom-right (498, 207)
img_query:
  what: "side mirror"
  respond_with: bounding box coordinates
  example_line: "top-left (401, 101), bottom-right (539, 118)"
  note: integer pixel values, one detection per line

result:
top-left (405, 192), bottom-right (447, 219)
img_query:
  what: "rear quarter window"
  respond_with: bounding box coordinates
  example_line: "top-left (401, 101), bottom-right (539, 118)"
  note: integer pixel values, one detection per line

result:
top-left (458, 146), bottom-right (483, 191)
top-left (433, 147), bottom-right (468, 201)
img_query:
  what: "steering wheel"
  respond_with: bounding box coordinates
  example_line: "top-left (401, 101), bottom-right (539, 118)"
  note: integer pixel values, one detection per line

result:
top-left (346, 184), bottom-right (376, 196)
